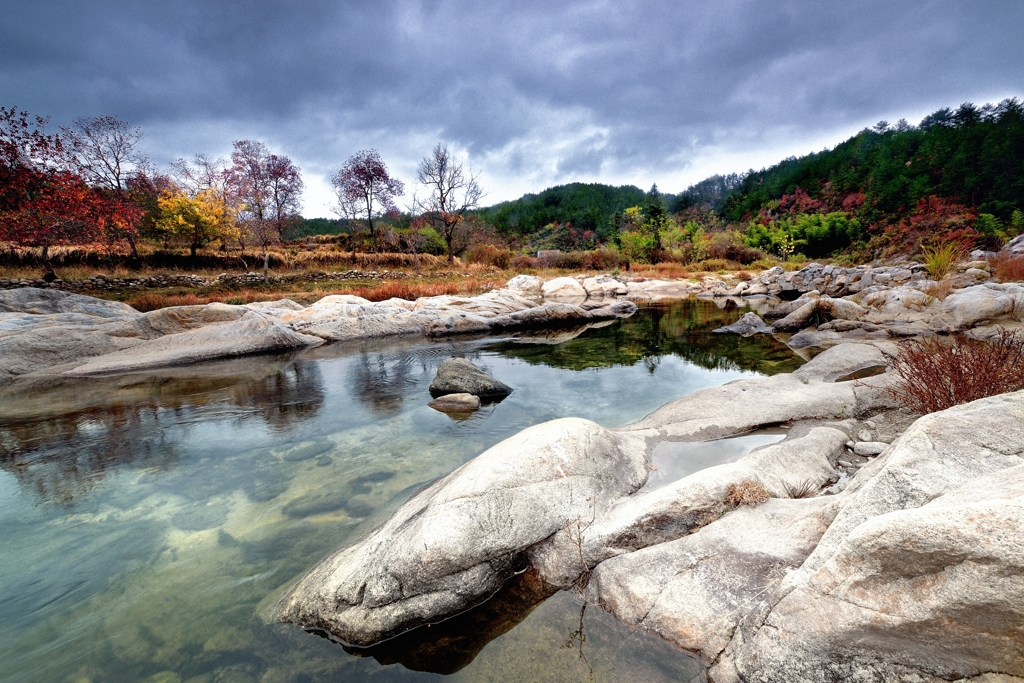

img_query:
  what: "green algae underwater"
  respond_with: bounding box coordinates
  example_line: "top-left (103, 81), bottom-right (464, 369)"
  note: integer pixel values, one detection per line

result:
top-left (0, 298), bottom-right (802, 683)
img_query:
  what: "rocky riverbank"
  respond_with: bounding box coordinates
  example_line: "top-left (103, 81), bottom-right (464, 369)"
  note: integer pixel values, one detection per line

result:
top-left (275, 342), bottom-right (1024, 681)
top-left (0, 285), bottom-right (636, 384)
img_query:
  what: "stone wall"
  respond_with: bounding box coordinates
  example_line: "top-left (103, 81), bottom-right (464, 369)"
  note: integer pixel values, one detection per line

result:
top-left (0, 269), bottom-right (411, 292)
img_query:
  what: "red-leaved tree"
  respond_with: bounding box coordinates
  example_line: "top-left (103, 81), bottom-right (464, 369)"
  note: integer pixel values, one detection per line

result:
top-left (330, 149), bottom-right (404, 240)
top-left (1, 107), bottom-right (108, 277)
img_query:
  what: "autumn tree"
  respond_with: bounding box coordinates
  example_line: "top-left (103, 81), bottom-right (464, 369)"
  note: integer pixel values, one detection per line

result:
top-left (60, 115), bottom-right (149, 260)
top-left (155, 186), bottom-right (237, 257)
top-left (227, 141), bottom-right (304, 280)
top-left (330, 149), bottom-right (404, 242)
top-left (414, 143), bottom-right (482, 263)
top-left (0, 107), bottom-right (108, 277)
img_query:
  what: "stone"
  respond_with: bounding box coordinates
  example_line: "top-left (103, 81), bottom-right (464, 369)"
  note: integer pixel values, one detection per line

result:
top-left (428, 358), bottom-right (512, 399)
top-left (856, 429), bottom-right (873, 442)
top-left (588, 496), bottom-right (836, 663)
top-left (275, 418), bottom-right (649, 645)
top-left (933, 285), bottom-right (1017, 330)
top-left (581, 275), bottom-right (627, 297)
top-left (724, 390), bottom-right (1024, 682)
top-left (504, 274), bottom-right (544, 293)
top-left (531, 427), bottom-right (849, 587)
top-left (540, 276), bottom-right (587, 300)
top-left (428, 392), bottom-right (480, 412)
top-left (852, 441), bottom-right (887, 456)
top-left (712, 312), bottom-right (771, 337)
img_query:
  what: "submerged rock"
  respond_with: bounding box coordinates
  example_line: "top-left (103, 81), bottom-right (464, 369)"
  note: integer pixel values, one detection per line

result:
top-left (428, 392), bottom-right (481, 413)
top-left (428, 358), bottom-right (512, 399)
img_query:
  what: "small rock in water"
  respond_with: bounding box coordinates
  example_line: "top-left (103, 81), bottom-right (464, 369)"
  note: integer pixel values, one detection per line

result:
top-left (712, 312), bottom-right (771, 337)
top-left (853, 441), bottom-right (887, 456)
top-left (429, 358), bottom-right (513, 399)
top-left (428, 392), bottom-right (481, 413)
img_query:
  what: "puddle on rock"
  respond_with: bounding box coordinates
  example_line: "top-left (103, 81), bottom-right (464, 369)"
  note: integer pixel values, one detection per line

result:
top-left (642, 432), bottom-right (787, 492)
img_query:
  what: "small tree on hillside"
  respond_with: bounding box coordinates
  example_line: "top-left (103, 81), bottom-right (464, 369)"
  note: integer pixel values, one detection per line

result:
top-left (330, 149), bottom-right (404, 242)
top-left (415, 143), bottom-right (482, 264)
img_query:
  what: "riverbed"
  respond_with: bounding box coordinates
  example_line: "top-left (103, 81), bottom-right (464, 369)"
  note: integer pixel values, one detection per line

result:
top-left (0, 299), bottom-right (802, 683)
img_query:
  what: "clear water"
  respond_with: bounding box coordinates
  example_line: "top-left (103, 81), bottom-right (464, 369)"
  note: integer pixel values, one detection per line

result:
top-left (0, 298), bottom-right (802, 683)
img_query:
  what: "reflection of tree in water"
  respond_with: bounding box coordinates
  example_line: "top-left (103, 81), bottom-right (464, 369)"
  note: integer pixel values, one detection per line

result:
top-left (225, 360), bottom-right (325, 432)
top-left (0, 360), bottom-right (327, 506)
top-left (0, 404), bottom-right (175, 507)
top-left (348, 346), bottom-right (486, 416)
top-left (488, 299), bottom-right (804, 376)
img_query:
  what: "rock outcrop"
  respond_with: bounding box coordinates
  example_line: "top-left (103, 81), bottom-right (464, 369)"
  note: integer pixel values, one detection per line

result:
top-left (277, 340), bottom-right (1024, 682)
top-left (0, 284), bottom-right (638, 385)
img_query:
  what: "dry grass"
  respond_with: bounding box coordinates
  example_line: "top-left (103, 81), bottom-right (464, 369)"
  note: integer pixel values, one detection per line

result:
top-left (924, 277), bottom-right (956, 301)
top-left (724, 480), bottom-right (772, 507)
top-left (991, 253), bottom-right (1024, 282)
top-left (886, 328), bottom-right (1024, 414)
top-left (122, 277), bottom-right (499, 311)
top-left (785, 479), bottom-right (819, 499)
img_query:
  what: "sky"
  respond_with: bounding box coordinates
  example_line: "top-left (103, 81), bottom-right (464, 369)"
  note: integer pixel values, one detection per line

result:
top-left (2, 0), bottom-right (1022, 217)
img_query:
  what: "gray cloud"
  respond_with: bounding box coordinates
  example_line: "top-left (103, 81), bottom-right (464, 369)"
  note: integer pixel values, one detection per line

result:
top-left (2, 0), bottom-right (1022, 213)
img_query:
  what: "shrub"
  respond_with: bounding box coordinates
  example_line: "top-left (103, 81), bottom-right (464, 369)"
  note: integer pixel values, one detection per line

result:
top-left (921, 242), bottom-right (967, 279)
top-left (695, 258), bottom-right (731, 272)
top-left (749, 257), bottom-right (780, 271)
top-left (552, 251), bottom-right (583, 269)
top-left (465, 244), bottom-right (514, 269)
top-left (511, 254), bottom-right (538, 270)
top-left (990, 253), bottom-right (1024, 282)
top-left (725, 480), bottom-right (771, 507)
top-left (580, 249), bottom-right (622, 271)
top-left (886, 328), bottom-right (1024, 414)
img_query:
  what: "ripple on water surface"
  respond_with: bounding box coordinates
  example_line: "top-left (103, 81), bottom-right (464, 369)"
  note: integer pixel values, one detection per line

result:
top-left (0, 299), bottom-right (801, 682)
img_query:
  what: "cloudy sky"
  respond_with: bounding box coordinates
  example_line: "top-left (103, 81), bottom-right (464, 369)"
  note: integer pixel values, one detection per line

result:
top-left (2, 0), bottom-right (1022, 216)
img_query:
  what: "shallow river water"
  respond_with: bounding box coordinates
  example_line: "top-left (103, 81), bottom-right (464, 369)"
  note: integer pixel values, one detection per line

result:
top-left (0, 299), bottom-right (803, 683)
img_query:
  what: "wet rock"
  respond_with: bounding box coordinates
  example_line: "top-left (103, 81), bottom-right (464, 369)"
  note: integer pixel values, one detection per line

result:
top-left (279, 440), bottom-right (334, 462)
top-left (428, 392), bottom-right (481, 412)
top-left (276, 418), bottom-right (648, 645)
top-left (713, 312), bottom-right (771, 337)
top-left (428, 358), bottom-right (512, 399)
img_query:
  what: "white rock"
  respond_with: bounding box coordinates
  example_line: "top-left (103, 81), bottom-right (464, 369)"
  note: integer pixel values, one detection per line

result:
top-left (541, 276), bottom-right (587, 300)
top-left (853, 441), bottom-right (887, 456)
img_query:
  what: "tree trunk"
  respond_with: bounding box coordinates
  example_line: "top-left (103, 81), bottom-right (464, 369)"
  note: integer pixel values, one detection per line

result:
top-left (126, 233), bottom-right (140, 265)
top-left (446, 234), bottom-right (455, 264)
top-left (40, 241), bottom-right (56, 282)
top-left (262, 244), bottom-right (269, 283)
top-left (190, 243), bottom-right (198, 258)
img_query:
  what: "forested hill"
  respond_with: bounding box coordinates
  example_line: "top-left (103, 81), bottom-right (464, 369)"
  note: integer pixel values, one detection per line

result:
top-left (718, 99), bottom-right (1024, 235)
top-left (480, 183), bottom-right (647, 240)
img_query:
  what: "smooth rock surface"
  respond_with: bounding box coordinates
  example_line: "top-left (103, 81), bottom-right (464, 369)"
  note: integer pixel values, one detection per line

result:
top-left (540, 276), bottom-right (587, 300)
top-left (427, 392), bottom-right (480, 412)
top-left (722, 391), bottom-right (1024, 682)
top-left (275, 418), bottom-right (649, 645)
top-left (852, 441), bottom-right (887, 456)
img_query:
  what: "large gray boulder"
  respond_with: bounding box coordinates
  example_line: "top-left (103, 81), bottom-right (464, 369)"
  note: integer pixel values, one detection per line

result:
top-left (275, 418), bottom-right (649, 645)
top-left (428, 358), bottom-right (513, 399)
top-left (717, 390), bottom-right (1024, 682)
top-left (713, 312), bottom-right (771, 337)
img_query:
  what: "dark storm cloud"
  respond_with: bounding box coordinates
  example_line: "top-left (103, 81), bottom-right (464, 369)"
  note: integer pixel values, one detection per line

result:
top-left (2, 0), bottom-right (1022, 208)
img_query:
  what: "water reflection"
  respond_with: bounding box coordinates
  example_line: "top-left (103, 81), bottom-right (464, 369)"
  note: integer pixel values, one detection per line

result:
top-left (0, 357), bottom-right (326, 506)
top-left (0, 298), bottom-right (793, 683)
top-left (488, 299), bottom-right (802, 376)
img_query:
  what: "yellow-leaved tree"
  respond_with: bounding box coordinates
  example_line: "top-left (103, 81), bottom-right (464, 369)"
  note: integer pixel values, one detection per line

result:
top-left (156, 187), bottom-right (239, 257)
